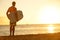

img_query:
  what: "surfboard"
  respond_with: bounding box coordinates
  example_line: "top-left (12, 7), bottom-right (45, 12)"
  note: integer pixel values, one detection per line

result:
top-left (7, 10), bottom-right (23, 23)
top-left (17, 10), bottom-right (23, 21)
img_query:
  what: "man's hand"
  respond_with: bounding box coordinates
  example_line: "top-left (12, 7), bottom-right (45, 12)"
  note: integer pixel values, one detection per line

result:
top-left (16, 17), bottom-right (18, 21)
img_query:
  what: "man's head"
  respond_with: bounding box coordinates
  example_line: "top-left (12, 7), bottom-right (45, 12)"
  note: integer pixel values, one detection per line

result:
top-left (12, 1), bottom-right (16, 6)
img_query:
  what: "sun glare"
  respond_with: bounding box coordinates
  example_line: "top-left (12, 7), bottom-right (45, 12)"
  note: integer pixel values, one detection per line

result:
top-left (47, 25), bottom-right (55, 33)
top-left (38, 6), bottom-right (59, 24)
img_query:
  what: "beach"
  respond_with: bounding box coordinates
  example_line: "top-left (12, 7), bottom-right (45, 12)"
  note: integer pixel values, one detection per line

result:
top-left (0, 24), bottom-right (60, 36)
top-left (0, 33), bottom-right (60, 40)
top-left (0, 24), bottom-right (60, 40)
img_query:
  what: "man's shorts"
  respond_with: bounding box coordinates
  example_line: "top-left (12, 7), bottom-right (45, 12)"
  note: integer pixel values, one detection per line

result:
top-left (10, 21), bottom-right (16, 26)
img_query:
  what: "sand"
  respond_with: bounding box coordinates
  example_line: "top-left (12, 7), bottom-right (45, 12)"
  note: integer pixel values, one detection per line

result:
top-left (0, 33), bottom-right (60, 40)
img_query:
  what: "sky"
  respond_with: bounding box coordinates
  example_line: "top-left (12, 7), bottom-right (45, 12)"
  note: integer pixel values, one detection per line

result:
top-left (0, 0), bottom-right (60, 25)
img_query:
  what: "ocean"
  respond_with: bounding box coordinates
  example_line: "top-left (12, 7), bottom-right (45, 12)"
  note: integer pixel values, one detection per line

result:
top-left (0, 24), bottom-right (60, 36)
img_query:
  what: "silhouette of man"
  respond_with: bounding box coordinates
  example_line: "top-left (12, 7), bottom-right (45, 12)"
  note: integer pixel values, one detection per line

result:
top-left (6, 1), bottom-right (18, 36)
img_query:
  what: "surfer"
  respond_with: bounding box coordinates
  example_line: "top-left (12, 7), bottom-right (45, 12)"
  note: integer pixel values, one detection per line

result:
top-left (6, 1), bottom-right (18, 36)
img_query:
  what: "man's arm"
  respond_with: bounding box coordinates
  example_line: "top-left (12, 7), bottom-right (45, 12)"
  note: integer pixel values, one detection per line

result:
top-left (6, 10), bottom-right (8, 16)
top-left (6, 8), bottom-right (9, 16)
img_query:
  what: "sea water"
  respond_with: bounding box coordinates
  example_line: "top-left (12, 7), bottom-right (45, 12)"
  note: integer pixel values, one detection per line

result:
top-left (0, 24), bottom-right (60, 36)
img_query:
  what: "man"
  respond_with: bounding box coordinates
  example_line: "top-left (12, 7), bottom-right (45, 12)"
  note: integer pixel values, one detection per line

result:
top-left (6, 1), bottom-right (18, 36)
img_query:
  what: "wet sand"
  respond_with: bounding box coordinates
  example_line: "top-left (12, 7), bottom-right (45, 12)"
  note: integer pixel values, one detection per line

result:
top-left (0, 33), bottom-right (60, 40)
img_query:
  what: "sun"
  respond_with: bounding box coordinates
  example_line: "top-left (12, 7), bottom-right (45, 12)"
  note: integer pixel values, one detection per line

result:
top-left (37, 6), bottom-right (59, 24)
top-left (47, 25), bottom-right (55, 33)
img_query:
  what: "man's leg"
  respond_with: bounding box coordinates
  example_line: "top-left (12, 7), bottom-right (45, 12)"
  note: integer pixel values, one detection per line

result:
top-left (10, 23), bottom-right (13, 36)
top-left (12, 25), bottom-right (15, 36)
top-left (10, 22), bottom-right (16, 36)
top-left (12, 22), bottom-right (16, 36)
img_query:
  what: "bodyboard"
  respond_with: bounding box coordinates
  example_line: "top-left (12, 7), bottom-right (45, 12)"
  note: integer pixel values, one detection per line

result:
top-left (7, 10), bottom-right (23, 23)
top-left (17, 10), bottom-right (23, 21)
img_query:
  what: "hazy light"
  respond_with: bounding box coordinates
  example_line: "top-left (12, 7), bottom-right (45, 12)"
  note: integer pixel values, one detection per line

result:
top-left (37, 6), bottom-right (59, 24)
top-left (0, 0), bottom-right (60, 25)
top-left (47, 25), bottom-right (55, 33)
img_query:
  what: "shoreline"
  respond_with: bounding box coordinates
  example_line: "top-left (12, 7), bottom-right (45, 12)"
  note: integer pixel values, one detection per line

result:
top-left (0, 33), bottom-right (60, 40)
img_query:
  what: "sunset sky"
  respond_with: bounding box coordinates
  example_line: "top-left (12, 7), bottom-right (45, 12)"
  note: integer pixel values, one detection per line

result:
top-left (0, 0), bottom-right (60, 25)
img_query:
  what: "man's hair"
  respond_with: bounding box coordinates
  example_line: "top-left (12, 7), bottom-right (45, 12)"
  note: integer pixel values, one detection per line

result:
top-left (12, 1), bottom-right (16, 5)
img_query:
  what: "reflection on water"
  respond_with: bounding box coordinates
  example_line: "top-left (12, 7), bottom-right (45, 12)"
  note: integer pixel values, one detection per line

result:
top-left (47, 25), bottom-right (55, 33)
top-left (0, 24), bottom-right (60, 36)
